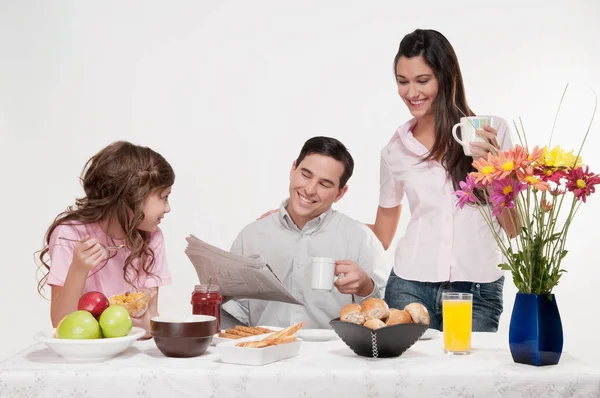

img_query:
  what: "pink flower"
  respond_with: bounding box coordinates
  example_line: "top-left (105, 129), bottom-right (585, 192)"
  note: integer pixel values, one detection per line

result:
top-left (565, 166), bottom-right (600, 203)
top-left (494, 178), bottom-right (528, 197)
top-left (534, 167), bottom-right (566, 184)
top-left (488, 178), bottom-right (527, 216)
top-left (453, 174), bottom-right (479, 208)
top-left (490, 195), bottom-right (515, 216)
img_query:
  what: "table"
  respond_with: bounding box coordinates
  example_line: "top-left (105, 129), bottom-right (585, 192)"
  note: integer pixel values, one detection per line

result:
top-left (1, 333), bottom-right (598, 397)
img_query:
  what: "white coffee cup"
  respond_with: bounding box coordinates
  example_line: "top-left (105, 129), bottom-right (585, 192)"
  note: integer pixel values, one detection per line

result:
top-left (451, 116), bottom-right (493, 156)
top-left (311, 257), bottom-right (337, 291)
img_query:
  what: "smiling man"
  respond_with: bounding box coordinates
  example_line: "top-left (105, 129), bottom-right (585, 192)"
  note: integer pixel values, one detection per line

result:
top-left (222, 136), bottom-right (389, 329)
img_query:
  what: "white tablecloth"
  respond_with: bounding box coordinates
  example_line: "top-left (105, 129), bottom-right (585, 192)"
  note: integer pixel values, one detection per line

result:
top-left (0, 333), bottom-right (598, 397)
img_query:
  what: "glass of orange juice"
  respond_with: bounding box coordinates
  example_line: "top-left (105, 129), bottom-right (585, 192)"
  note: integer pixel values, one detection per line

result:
top-left (442, 292), bottom-right (472, 355)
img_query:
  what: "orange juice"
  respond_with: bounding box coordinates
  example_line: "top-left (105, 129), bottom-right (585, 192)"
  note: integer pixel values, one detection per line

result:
top-left (442, 298), bottom-right (472, 354)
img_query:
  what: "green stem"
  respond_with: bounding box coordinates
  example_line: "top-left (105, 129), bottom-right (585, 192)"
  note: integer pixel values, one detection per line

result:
top-left (551, 196), bottom-right (579, 274)
top-left (572, 84), bottom-right (597, 165)
top-left (548, 84), bottom-right (569, 148)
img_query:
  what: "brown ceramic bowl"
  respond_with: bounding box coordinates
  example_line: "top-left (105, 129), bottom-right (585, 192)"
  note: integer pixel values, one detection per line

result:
top-left (150, 315), bottom-right (217, 358)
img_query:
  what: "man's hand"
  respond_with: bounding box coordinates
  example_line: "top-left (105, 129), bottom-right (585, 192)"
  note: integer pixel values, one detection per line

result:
top-left (333, 260), bottom-right (374, 297)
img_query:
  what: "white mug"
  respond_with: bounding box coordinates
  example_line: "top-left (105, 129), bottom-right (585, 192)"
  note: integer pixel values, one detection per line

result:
top-left (451, 116), bottom-right (493, 156)
top-left (311, 257), bottom-right (337, 291)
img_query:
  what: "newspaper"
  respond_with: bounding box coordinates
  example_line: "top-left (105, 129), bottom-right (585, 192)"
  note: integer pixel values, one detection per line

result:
top-left (184, 235), bottom-right (303, 305)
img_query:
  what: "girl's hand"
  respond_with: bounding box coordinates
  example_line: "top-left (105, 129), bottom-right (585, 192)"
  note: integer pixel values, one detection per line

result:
top-left (132, 287), bottom-right (159, 339)
top-left (71, 235), bottom-right (105, 272)
top-left (470, 125), bottom-right (500, 159)
top-left (132, 308), bottom-right (154, 339)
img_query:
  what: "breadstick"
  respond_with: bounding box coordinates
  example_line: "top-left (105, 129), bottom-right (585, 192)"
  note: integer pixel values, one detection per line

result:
top-left (218, 332), bottom-right (244, 339)
top-left (235, 326), bottom-right (269, 335)
top-left (236, 340), bottom-right (270, 348)
top-left (270, 335), bottom-right (297, 345)
top-left (225, 329), bottom-right (253, 337)
top-left (234, 322), bottom-right (306, 348)
top-left (252, 326), bottom-right (276, 334)
top-left (264, 322), bottom-right (306, 342)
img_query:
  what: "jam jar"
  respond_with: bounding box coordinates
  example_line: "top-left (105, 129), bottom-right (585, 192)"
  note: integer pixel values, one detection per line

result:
top-left (191, 284), bottom-right (223, 331)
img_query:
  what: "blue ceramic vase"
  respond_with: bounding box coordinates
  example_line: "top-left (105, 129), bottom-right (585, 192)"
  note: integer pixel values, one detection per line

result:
top-left (508, 293), bottom-right (563, 366)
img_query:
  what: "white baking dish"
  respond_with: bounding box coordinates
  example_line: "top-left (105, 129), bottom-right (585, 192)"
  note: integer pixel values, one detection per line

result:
top-left (216, 334), bottom-right (302, 366)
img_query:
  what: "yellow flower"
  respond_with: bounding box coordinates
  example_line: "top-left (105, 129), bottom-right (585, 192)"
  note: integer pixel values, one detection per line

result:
top-left (538, 145), bottom-right (583, 170)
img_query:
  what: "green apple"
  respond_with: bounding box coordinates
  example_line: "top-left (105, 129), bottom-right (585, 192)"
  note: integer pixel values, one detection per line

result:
top-left (99, 305), bottom-right (133, 338)
top-left (56, 310), bottom-right (102, 339)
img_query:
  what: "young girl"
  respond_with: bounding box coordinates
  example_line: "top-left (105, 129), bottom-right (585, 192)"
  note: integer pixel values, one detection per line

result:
top-left (369, 29), bottom-right (517, 332)
top-left (38, 141), bottom-right (175, 338)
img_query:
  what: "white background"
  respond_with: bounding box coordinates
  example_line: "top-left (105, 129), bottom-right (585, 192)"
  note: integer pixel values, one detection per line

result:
top-left (1, 0), bottom-right (599, 362)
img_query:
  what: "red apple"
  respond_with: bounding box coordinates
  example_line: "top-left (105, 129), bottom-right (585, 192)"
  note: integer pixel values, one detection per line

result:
top-left (78, 291), bottom-right (109, 319)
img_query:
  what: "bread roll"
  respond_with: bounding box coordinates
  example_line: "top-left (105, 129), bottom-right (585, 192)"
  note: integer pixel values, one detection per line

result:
top-left (385, 308), bottom-right (413, 326)
top-left (360, 298), bottom-right (390, 321)
top-left (363, 318), bottom-right (386, 330)
top-left (340, 303), bottom-right (365, 325)
top-left (404, 303), bottom-right (430, 326)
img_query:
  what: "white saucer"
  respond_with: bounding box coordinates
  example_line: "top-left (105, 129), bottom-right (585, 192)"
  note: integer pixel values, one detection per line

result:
top-left (419, 328), bottom-right (440, 340)
top-left (296, 329), bottom-right (338, 342)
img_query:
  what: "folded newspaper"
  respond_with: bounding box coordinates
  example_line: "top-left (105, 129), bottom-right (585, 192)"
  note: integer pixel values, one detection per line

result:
top-left (185, 235), bottom-right (303, 305)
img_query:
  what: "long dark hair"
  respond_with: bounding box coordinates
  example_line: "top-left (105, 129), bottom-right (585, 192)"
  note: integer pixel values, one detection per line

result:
top-left (394, 29), bottom-right (475, 191)
top-left (37, 141), bottom-right (175, 294)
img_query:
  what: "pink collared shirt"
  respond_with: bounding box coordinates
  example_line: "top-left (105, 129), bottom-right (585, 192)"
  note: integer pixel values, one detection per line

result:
top-left (47, 222), bottom-right (172, 297)
top-left (379, 116), bottom-right (513, 283)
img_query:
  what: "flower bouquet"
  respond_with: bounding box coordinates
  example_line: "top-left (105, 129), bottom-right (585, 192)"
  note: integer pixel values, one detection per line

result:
top-left (454, 86), bottom-right (599, 366)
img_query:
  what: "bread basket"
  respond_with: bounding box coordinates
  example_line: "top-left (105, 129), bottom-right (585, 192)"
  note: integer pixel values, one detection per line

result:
top-left (329, 318), bottom-right (427, 358)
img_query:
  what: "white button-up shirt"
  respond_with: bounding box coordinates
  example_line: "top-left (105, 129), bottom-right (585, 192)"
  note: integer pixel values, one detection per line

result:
top-left (380, 116), bottom-right (513, 283)
top-left (222, 200), bottom-right (390, 329)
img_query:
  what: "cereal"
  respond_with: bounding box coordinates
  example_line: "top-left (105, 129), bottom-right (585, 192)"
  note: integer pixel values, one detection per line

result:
top-left (109, 290), bottom-right (150, 318)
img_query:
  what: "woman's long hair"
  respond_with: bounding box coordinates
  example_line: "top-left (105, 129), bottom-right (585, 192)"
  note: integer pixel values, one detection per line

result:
top-left (37, 141), bottom-right (175, 294)
top-left (394, 29), bottom-right (476, 191)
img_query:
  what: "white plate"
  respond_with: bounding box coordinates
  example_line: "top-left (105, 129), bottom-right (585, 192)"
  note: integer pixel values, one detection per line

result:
top-left (419, 328), bottom-right (440, 340)
top-left (34, 327), bottom-right (146, 362)
top-left (296, 328), bottom-right (338, 342)
top-left (216, 334), bottom-right (302, 366)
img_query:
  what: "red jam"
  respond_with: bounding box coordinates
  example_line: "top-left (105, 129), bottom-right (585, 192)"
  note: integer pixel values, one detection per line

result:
top-left (191, 284), bottom-right (223, 331)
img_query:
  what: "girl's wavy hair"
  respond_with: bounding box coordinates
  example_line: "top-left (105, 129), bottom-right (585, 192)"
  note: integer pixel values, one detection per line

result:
top-left (37, 141), bottom-right (175, 295)
top-left (394, 29), bottom-right (478, 193)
